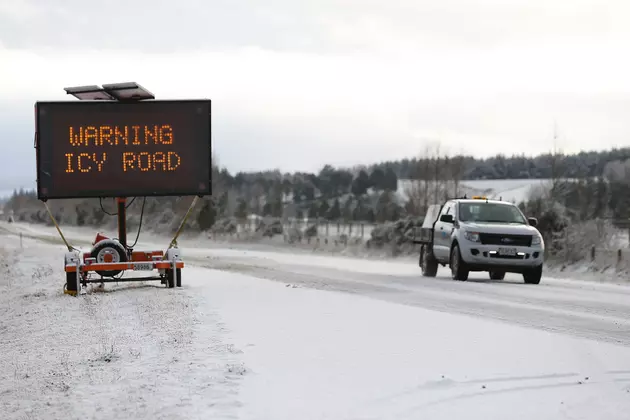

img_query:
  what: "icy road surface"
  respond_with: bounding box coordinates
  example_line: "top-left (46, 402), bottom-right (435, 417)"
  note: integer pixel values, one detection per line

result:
top-left (1, 221), bottom-right (630, 419)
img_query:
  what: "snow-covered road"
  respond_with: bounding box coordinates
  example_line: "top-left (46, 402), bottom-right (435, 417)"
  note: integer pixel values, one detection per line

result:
top-left (2, 221), bottom-right (630, 419)
top-left (189, 246), bottom-right (630, 347)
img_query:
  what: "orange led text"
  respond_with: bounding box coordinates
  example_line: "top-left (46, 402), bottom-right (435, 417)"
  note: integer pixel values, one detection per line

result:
top-left (65, 152), bottom-right (108, 173)
top-left (69, 124), bottom-right (174, 146)
top-left (122, 151), bottom-right (181, 172)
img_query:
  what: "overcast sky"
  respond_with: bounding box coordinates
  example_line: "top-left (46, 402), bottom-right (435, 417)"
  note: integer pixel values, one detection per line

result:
top-left (1, 0), bottom-right (630, 192)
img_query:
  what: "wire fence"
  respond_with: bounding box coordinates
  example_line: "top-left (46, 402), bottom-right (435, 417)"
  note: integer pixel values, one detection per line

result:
top-left (227, 218), bottom-right (379, 239)
top-left (543, 246), bottom-right (630, 276)
top-left (541, 220), bottom-right (630, 273)
top-left (207, 215), bottom-right (630, 269)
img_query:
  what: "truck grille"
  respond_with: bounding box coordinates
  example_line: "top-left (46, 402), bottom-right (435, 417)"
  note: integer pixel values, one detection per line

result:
top-left (479, 233), bottom-right (532, 247)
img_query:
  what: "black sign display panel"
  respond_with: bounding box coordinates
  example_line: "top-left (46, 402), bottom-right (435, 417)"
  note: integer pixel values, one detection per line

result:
top-left (35, 100), bottom-right (211, 200)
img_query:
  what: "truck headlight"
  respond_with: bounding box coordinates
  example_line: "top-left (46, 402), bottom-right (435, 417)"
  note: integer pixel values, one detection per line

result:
top-left (531, 234), bottom-right (542, 246)
top-left (464, 231), bottom-right (480, 242)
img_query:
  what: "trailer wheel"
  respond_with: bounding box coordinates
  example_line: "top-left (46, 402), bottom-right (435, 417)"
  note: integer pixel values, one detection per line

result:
top-left (166, 268), bottom-right (181, 288)
top-left (65, 272), bottom-right (79, 295)
top-left (421, 246), bottom-right (438, 277)
top-left (91, 240), bottom-right (127, 277)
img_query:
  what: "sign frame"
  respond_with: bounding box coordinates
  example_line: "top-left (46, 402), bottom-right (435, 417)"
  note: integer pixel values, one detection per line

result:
top-left (34, 99), bottom-right (212, 201)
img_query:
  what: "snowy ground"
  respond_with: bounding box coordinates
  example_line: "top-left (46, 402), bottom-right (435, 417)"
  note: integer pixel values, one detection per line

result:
top-left (2, 221), bottom-right (630, 419)
top-left (398, 178), bottom-right (551, 204)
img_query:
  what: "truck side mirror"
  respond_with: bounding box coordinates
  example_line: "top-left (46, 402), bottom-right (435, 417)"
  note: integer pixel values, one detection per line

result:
top-left (527, 217), bottom-right (538, 227)
top-left (440, 214), bottom-right (454, 223)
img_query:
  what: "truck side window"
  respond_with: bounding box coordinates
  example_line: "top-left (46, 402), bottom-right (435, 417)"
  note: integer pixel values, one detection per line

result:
top-left (441, 202), bottom-right (452, 216)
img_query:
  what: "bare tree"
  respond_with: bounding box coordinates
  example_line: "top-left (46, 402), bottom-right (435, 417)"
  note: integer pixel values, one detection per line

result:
top-left (211, 152), bottom-right (224, 196)
top-left (432, 142), bottom-right (442, 204)
top-left (449, 154), bottom-right (466, 198)
top-left (547, 122), bottom-right (569, 202)
top-left (404, 177), bottom-right (424, 216)
top-left (404, 142), bottom-right (442, 215)
top-left (248, 182), bottom-right (265, 215)
top-left (442, 154), bottom-right (452, 201)
top-left (419, 144), bottom-right (433, 212)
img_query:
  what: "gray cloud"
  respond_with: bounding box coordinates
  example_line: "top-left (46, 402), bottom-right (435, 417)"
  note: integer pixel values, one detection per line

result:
top-left (2, 0), bottom-right (630, 192)
top-left (0, 0), bottom-right (623, 52)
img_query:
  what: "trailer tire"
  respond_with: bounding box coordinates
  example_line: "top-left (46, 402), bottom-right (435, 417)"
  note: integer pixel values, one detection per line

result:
top-left (65, 272), bottom-right (79, 294)
top-left (91, 240), bottom-right (127, 277)
top-left (166, 268), bottom-right (181, 288)
top-left (421, 245), bottom-right (438, 277)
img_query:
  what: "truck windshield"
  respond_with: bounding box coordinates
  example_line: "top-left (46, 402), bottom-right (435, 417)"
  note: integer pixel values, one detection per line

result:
top-left (458, 202), bottom-right (526, 224)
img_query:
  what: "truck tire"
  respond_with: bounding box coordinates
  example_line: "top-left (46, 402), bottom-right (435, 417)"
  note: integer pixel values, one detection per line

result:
top-left (421, 245), bottom-right (438, 277)
top-left (523, 265), bottom-right (543, 284)
top-left (450, 244), bottom-right (469, 281)
top-left (489, 271), bottom-right (505, 280)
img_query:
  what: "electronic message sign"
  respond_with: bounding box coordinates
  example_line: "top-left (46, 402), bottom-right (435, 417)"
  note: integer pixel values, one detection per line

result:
top-left (35, 100), bottom-right (211, 200)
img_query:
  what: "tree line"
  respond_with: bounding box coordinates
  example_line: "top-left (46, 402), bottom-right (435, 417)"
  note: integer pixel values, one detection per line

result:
top-left (5, 146), bottom-right (630, 233)
top-left (372, 147), bottom-right (630, 180)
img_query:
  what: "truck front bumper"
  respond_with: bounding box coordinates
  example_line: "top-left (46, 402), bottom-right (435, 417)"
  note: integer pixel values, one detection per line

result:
top-left (459, 243), bottom-right (544, 272)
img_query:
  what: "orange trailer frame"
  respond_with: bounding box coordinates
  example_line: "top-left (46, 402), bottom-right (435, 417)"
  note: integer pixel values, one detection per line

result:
top-left (61, 195), bottom-right (195, 296)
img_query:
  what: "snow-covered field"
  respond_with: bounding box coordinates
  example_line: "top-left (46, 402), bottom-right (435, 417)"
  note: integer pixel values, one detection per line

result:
top-left (2, 221), bottom-right (630, 419)
top-left (398, 178), bottom-right (550, 204)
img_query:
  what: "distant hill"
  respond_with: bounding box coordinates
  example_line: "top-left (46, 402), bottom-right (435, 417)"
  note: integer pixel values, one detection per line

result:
top-left (370, 147), bottom-right (630, 180)
top-left (397, 178), bottom-right (551, 204)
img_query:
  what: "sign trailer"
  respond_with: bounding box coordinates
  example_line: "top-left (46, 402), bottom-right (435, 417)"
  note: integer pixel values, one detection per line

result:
top-left (34, 82), bottom-right (211, 295)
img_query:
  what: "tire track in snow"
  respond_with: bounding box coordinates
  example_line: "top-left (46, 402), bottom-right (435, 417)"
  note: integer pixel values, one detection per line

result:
top-left (192, 255), bottom-right (630, 347)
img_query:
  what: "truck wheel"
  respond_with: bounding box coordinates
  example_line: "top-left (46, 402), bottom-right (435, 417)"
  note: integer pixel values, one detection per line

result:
top-left (523, 265), bottom-right (542, 284)
top-left (489, 271), bottom-right (505, 280)
top-left (450, 244), bottom-right (469, 281)
top-left (421, 246), bottom-right (438, 277)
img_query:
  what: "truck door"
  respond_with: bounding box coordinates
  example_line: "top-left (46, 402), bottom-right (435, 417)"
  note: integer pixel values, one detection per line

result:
top-left (433, 201), bottom-right (455, 260)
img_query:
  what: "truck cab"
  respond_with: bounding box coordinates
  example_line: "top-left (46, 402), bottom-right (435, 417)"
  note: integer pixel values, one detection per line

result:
top-left (417, 197), bottom-right (544, 284)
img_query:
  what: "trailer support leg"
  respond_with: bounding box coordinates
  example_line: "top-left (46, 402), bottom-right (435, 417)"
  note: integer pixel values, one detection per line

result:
top-left (117, 197), bottom-right (127, 248)
top-left (76, 258), bottom-right (81, 295)
top-left (172, 255), bottom-right (178, 288)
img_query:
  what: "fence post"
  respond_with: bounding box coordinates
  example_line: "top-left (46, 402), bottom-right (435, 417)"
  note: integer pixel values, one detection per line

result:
top-left (591, 246), bottom-right (595, 261)
top-left (349, 223), bottom-right (353, 237)
top-left (618, 249), bottom-right (622, 265)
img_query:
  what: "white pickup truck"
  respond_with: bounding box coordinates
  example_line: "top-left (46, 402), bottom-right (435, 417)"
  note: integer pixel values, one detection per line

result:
top-left (415, 196), bottom-right (545, 284)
